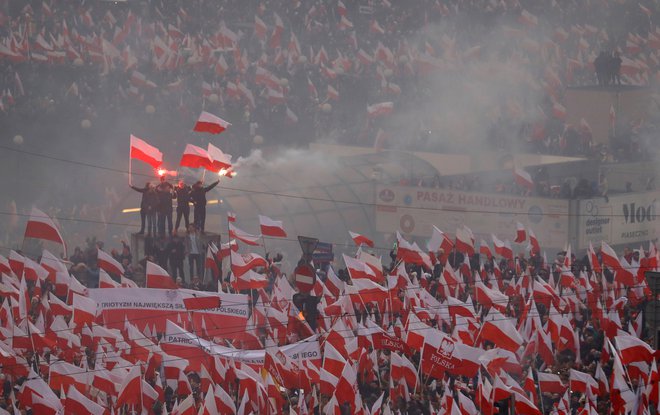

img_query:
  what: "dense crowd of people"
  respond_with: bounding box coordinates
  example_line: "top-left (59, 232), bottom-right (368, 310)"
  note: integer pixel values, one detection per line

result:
top-left (0, 0), bottom-right (659, 161)
top-left (2, 0), bottom-right (660, 414)
top-left (1, 212), bottom-right (658, 414)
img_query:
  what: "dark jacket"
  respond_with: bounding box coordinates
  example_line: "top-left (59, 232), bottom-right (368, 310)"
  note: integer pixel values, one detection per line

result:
top-left (130, 185), bottom-right (150, 209)
top-left (142, 188), bottom-right (159, 213)
top-left (156, 181), bottom-right (175, 213)
top-left (175, 185), bottom-right (192, 207)
top-left (191, 180), bottom-right (219, 206)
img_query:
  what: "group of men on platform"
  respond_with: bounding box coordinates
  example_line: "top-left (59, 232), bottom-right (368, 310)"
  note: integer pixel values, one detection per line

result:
top-left (130, 177), bottom-right (219, 236)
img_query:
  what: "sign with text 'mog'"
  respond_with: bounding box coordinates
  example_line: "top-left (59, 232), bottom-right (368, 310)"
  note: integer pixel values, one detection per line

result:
top-left (577, 190), bottom-right (660, 250)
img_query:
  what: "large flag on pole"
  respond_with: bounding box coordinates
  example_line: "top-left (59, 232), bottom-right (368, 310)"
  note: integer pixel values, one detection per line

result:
top-left (24, 208), bottom-right (66, 256)
top-left (180, 144), bottom-right (214, 170)
top-left (193, 111), bottom-right (231, 134)
top-left (130, 135), bottom-right (162, 168)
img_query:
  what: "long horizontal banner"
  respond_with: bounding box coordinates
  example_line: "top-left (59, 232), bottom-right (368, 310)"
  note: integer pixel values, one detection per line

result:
top-left (88, 288), bottom-right (249, 337)
top-left (374, 185), bottom-right (569, 249)
top-left (160, 319), bottom-right (321, 371)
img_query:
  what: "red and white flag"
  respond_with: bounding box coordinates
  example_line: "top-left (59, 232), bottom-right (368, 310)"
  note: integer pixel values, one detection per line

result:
top-left (72, 293), bottom-right (97, 327)
top-left (146, 261), bottom-right (177, 289)
top-left (24, 208), bottom-right (66, 254)
top-left (514, 167), bottom-right (534, 189)
top-left (207, 143), bottom-right (232, 172)
top-left (343, 254), bottom-right (380, 283)
top-left (615, 334), bottom-right (656, 364)
top-left (116, 364), bottom-right (142, 408)
top-left (349, 231), bottom-right (374, 248)
top-left (180, 144), bottom-right (214, 170)
top-left (601, 241), bottom-right (621, 270)
top-left (98, 269), bottom-right (120, 288)
top-left (233, 269), bottom-right (269, 291)
top-left (537, 371), bottom-right (567, 394)
top-left (97, 249), bottom-right (124, 276)
top-left (514, 222), bottom-right (526, 243)
top-left (230, 250), bottom-right (268, 277)
top-left (228, 223), bottom-right (261, 246)
top-left (480, 309), bottom-right (523, 352)
top-left (455, 226), bottom-right (475, 256)
top-left (259, 215), bottom-right (287, 238)
top-left (193, 111), bottom-right (230, 135)
top-left (129, 135), bottom-right (163, 168)
top-left (367, 101), bottom-right (393, 118)
top-left (65, 385), bottom-right (105, 415)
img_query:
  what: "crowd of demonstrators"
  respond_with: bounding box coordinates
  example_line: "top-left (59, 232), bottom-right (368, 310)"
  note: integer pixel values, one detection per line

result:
top-left (1, 0), bottom-right (660, 163)
top-left (1, 211), bottom-right (658, 414)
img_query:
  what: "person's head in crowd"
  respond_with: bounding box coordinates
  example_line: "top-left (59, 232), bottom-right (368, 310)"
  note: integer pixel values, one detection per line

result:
top-left (178, 180), bottom-right (185, 189)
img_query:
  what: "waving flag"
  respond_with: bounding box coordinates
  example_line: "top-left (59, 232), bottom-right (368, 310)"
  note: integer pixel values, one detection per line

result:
top-left (24, 208), bottom-right (66, 255)
top-left (97, 249), bottom-right (124, 276)
top-left (259, 215), bottom-right (287, 237)
top-left (180, 144), bottom-right (214, 170)
top-left (193, 111), bottom-right (231, 134)
top-left (130, 135), bottom-right (162, 168)
top-left (146, 261), bottom-right (176, 289)
top-left (349, 231), bottom-right (374, 248)
top-left (228, 223), bottom-right (261, 246)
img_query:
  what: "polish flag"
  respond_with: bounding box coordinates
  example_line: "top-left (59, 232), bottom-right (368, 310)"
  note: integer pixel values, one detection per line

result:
top-left (254, 16), bottom-right (268, 40)
top-left (65, 385), bottom-right (105, 415)
top-left (455, 226), bottom-right (475, 256)
top-left (323, 342), bottom-right (347, 378)
top-left (228, 223), bottom-right (261, 246)
top-left (391, 352), bottom-right (418, 389)
top-left (24, 208), bottom-right (66, 253)
top-left (600, 241), bottom-right (621, 270)
top-left (49, 361), bottom-right (90, 393)
top-left (479, 240), bottom-right (493, 259)
top-left (615, 334), bottom-right (656, 364)
top-left (492, 235), bottom-right (513, 260)
top-left (207, 143), bottom-right (232, 172)
top-left (227, 212), bottom-right (236, 222)
top-left (30, 392), bottom-right (61, 415)
top-left (528, 228), bottom-right (540, 255)
top-left (233, 269), bottom-right (269, 291)
top-left (194, 111), bottom-right (231, 135)
top-left (512, 391), bottom-right (541, 415)
top-left (327, 85), bottom-right (339, 100)
top-left (130, 135), bottom-right (162, 168)
top-left (259, 215), bottom-right (287, 237)
top-left (116, 364), bottom-right (142, 408)
top-left (343, 254), bottom-right (379, 283)
top-left (97, 249), bottom-right (124, 276)
top-left (72, 293), bottom-right (96, 327)
top-left (180, 144), bottom-right (214, 170)
top-left (98, 269), bottom-right (120, 288)
top-left (569, 369), bottom-right (598, 395)
top-left (9, 249), bottom-right (25, 278)
top-left (588, 241), bottom-right (601, 274)
top-left (427, 226), bottom-right (454, 255)
top-left (480, 309), bottom-right (523, 352)
top-left (367, 101), bottom-right (393, 118)
top-left (349, 231), bottom-right (374, 248)
top-left (217, 239), bottom-right (238, 260)
top-left (146, 261), bottom-right (177, 289)
top-left (214, 384), bottom-right (236, 415)
top-left (23, 257), bottom-right (49, 282)
top-left (514, 167), bottom-right (534, 189)
top-left (537, 372), bottom-right (567, 394)
top-left (514, 222), bottom-right (526, 243)
top-left (230, 250), bottom-right (268, 277)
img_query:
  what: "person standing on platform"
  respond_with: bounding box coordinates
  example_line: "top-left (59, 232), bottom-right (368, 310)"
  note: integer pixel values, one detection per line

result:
top-left (185, 224), bottom-right (205, 281)
top-left (156, 176), bottom-right (175, 237)
top-left (129, 181), bottom-right (152, 234)
top-left (191, 180), bottom-right (219, 233)
top-left (174, 180), bottom-right (192, 233)
top-left (167, 233), bottom-right (186, 281)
